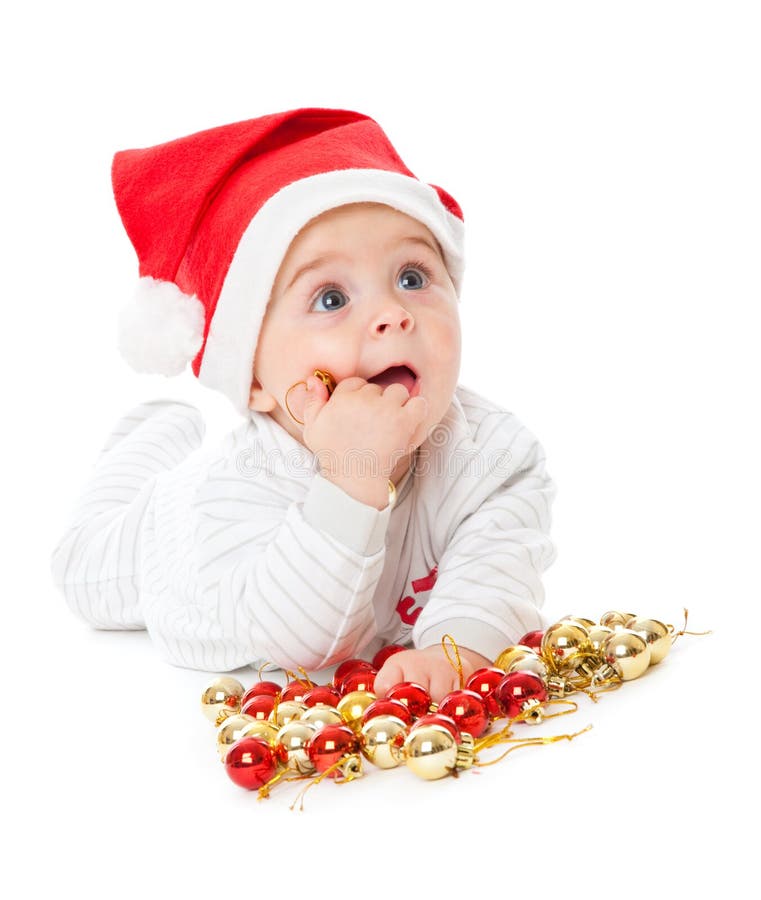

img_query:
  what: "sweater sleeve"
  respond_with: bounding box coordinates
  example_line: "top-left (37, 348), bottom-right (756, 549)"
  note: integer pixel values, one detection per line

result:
top-left (411, 420), bottom-right (557, 662)
top-left (140, 469), bottom-right (394, 674)
top-left (49, 399), bottom-right (206, 630)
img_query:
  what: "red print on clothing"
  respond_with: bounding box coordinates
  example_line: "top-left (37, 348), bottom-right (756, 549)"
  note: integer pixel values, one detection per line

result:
top-left (395, 565), bottom-right (438, 625)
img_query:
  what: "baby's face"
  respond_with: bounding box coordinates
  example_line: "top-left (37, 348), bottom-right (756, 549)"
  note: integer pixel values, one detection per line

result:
top-left (249, 202), bottom-right (461, 448)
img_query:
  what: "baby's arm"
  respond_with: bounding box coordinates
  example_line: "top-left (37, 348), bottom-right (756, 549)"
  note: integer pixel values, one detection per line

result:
top-left (410, 412), bottom-right (556, 667)
top-left (139, 375), bottom-right (425, 673)
top-left (49, 400), bottom-right (205, 630)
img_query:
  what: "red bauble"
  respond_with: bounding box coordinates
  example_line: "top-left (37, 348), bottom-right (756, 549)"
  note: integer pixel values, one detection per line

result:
top-left (332, 659), bottom-right (375, 689)
top-left (302, 685), bottom-right (342, 708)
top-left (306, 724), bottom-right (360, 776)
top-left (372, 644), bottom-right (407, 669)
top-left (281, 681), bottom-right (310, 702)
top-left (411, 713), bottom-right (461, 742)
top-left (465, 667), bottom-right (506, 718)
top-left (224, 737), bottom-right (279, 790)
top-left (494, 671), bottom-right (548, 719)
top-left (385, 682), bottom-right (432, 719)
top-left (338, 668), bottom-right (377, 695)
top-left (438, 689), bottom-right (490, 738)
top-left (518, 630), bottom-right (544, 651)
top-left (240, 693), bottom-right (276, 721)
top-left (361, 698), bottom-right (414, 727)
top-left (241, 681), bottom-right (281, 706)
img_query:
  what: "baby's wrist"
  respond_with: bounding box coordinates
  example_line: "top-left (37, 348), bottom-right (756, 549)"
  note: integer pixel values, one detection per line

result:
top-left (321, 472), bottom-right (391, 511)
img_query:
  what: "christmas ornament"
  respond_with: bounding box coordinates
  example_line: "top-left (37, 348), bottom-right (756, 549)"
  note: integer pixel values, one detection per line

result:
top-left (199, 611), bottom-right (708, 807)
top-left (200, 676), bottom-right (245, 726)
top-left (360, 715), bottom-right (408, 768)
top-left (224, 737), bottom-right (280, 790)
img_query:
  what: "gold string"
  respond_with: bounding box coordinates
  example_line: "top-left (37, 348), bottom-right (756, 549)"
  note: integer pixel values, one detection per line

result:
top-left (475, 725), bottom-right (592, 768)
top-left (669, 608), bottom-right (713, 644)
top-left (284, 668), bottom-right (312, 689)
top-left (288, 754), bottom-right (363, 812)
top-left (441, 634), bottom-right (465, 689)
top-left (296, 666), bottom-right (314, 688)
top-left (257, 660), bottom-right (280, 682)
top-left (542, 698), bottom-right (579, 719)
top-left (257, 766), bottom-right (307, 800)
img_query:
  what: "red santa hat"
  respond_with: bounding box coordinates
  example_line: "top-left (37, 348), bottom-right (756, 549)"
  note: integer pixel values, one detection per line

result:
top-left (113, 107), bottom-right (465, 416)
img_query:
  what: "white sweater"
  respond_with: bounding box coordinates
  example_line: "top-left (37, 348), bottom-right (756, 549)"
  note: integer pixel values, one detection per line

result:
top-left (50, 384), bottom-right (557, 673)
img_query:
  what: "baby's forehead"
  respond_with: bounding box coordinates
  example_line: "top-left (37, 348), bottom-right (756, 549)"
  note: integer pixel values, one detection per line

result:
top-left (293, 202), bottom-right (443, 257)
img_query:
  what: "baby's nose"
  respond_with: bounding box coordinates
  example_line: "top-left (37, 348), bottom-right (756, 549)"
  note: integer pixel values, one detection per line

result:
top-left (371, 300), bottom-right (414, 334)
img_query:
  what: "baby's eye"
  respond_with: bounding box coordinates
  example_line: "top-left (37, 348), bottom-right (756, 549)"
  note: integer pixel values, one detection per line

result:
top-left (398, 267), bottom-right (428, 290)
top-left (310, 287), bottom-right (349, 313)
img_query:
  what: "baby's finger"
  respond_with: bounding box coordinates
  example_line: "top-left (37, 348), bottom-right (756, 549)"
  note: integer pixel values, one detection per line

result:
top-left (374, 658), bottom-right (407, 698)
top-left (403, 394), bottom-right (429, 420)
top-left (300, 376), bottom-right (330, 427)
top-left (428, 668), bottom-right (458, 704)
top-left (331, 376), bottom-right (369, 395)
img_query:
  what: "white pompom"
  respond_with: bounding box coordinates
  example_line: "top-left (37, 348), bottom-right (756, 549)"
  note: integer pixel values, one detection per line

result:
top-left (118, 277), bottom-right (206, 376)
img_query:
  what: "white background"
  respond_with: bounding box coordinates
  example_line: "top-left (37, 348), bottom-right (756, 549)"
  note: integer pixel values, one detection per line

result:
top-left (2, 1), bottom-right (757, 895)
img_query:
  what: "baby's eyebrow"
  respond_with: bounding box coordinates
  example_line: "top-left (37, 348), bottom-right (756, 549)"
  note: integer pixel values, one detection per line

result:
top-left (285, 235), bottom-right (442, 293)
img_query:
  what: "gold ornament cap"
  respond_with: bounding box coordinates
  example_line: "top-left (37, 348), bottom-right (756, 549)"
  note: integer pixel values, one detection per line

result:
top-left (455, 732), bottom-right (475, 770)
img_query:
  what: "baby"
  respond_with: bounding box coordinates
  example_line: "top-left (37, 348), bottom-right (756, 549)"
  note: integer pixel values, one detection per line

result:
top-left (50, 107), bottom-right (557, 701)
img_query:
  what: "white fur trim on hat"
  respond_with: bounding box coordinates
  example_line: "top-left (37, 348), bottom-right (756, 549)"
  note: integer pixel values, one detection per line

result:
top-left (198, 168), bottom-right (465, 417)
top-left (118, 276), bottom-right (206, 377)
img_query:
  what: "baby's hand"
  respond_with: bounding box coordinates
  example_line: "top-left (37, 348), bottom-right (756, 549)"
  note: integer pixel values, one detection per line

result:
top-left (373, 645), bottom-right (492, 704)
top-left (300, 375), bottom-right (429, 509)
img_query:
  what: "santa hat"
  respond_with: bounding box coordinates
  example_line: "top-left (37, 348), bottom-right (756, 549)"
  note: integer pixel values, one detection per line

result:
top-left (112, 107), bottom-right (465, 416)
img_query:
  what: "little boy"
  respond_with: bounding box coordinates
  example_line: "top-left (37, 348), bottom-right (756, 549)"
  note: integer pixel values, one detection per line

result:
top-left (50, 107), bottom-right (557, 701)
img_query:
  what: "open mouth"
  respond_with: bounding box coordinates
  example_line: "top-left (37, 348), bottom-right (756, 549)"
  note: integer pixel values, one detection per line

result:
top-left (367, 364), bottom-right (418, 393)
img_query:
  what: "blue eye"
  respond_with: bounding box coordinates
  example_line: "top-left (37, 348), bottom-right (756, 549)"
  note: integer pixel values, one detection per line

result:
top-left (398, 267), bottom-right (427, 290)
top-left (311, 287), bottom-right (348, 313)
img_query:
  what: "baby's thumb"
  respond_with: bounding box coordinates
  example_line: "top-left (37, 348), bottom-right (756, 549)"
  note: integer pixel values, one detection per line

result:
top-left (301, 375), bottom-right (328, 425)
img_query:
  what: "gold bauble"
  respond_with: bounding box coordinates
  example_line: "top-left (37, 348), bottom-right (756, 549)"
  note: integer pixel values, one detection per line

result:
top-left (625, 617), bottom-right (671, 664)
top-left (360, 715), bottom-right (408, 769)
top-left (240, 720), bottom-right (280, 744)
top-left (600, 611), bottom-right (636, 629)
top-left (586, 624), bottom-right (614, 654)
top-left (602, 629), bottom-right (651, 680)
top-left (541, 622), bottom-right (589, 672)
top-left (200, 676), bottom-right (245, 725)
top-left (276, 720), bottom-right (318, 774)
top-left (301, 704), bottom-right (343, 730)
top-left (494, 644), bottom-right (535, 672)
top-left (561, 615), bottom-right (596, 629)
top-left (271, 700), bottom-right (307, 727)
top-left (505, 652), bottom-right (548, 679)
top-left (215, 713), bottom-right (257, 760)
top-left (403, 723), bottom-right (459, 780)
top-left (337, 691), bottom-right (377, 730)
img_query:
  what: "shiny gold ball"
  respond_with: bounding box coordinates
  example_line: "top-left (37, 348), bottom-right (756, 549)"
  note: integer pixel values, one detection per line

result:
top-left (586, 625), bottom-right (614, 654)
top-left (560, 615), bottom-right (596, 629)
top-left (216, 713), bottom-right (258, 760)
top-left (360, 715), bottom-right (408, 769)
top-left (239, 720), bottom-right (280, 744)
top-left (602, 629), bottom-right (651, 680)
top-left (494, 644), bottom-right (535, 672)
top-left (541, 622), bottom-right (589, 672)
top-left (403, 724), bottom-right (459, 780)
top-left (600, 610), bottom-right (635, 629)
top-left (276, 720), bottom-right (318, 774)
top-left (337, 691), bottom-right (377, 730)
top-left (625, 617), bottom-right (671, 664)
top-left (271, 700), bottom-right (307, 727)
top-left (301, 704), bottom-right (343, 730)
top-left (200, 676), bottom-right (245, 725)
top-left (504, 652), bottom-right (548, 679)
